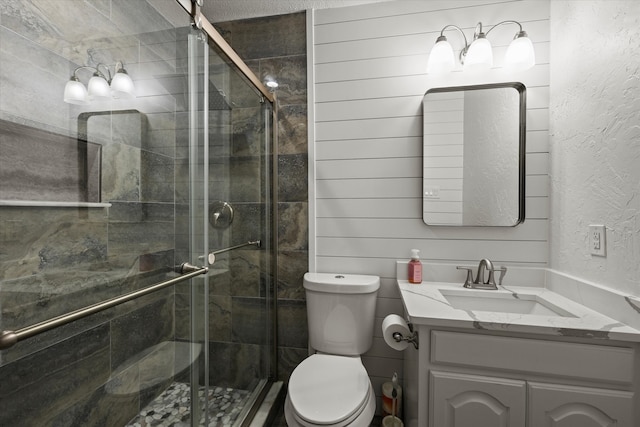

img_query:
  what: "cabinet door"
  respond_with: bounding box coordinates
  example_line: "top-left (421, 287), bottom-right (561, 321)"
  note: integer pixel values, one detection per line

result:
top-left (430, 371), bottom-right (526, 427)
top-left (528, 382), bottom-right (634, 427)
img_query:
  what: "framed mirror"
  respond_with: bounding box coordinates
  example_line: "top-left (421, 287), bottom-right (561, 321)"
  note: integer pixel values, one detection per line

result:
top-left (422, 82), bottom-right (526, 226)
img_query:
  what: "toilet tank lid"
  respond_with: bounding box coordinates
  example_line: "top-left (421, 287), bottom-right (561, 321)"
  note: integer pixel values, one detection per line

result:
top-left (304, 273), bottom-right (380, 294)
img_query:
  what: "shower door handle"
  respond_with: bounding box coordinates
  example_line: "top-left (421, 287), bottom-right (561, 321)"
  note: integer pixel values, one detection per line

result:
top-left (198, 240), bottom-right (261, 265)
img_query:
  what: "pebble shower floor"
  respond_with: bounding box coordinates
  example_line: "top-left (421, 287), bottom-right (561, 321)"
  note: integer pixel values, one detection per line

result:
top-left (126, 382), bottom-right (250, 427)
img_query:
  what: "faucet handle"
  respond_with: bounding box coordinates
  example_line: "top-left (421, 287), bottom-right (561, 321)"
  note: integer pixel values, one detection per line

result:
top-left (489, 266), bottom-right (508, 286)
top-left (456, 266), bottom-right (475, 288)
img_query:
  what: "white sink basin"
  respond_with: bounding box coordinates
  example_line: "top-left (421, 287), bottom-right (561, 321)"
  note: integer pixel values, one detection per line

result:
top-left (440, 290), bottom-right (577, 317)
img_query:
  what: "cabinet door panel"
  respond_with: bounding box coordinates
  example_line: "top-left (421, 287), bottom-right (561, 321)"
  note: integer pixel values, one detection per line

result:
top-left (431, 331), bottom-right (634, 384)
top-left (430, 371), bottom-right (526, 427)
top-left (528, 382), bottom-right (634, 427)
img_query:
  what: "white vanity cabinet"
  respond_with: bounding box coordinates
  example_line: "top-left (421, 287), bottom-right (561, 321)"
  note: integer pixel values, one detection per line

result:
top-left (430, 370), bottom-right (526, 427)
top-left (408, 328), bottom-right (639, 427)
top-left (528, 382), bottom-right (634, 427)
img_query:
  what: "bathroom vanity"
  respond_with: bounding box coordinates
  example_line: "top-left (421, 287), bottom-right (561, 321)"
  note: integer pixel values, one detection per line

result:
top-left (396, 265), bottom-right (640, 427)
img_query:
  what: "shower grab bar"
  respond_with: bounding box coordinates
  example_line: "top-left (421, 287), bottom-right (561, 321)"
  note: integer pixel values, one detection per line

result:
top-left (199, 240), bottom-right (261, 265)
top-left (0, 263), bottom-right (208, 350)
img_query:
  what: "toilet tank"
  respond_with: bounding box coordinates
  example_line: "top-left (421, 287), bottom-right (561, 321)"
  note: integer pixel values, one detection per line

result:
top-left (304, 273), bottom-right (380, 356)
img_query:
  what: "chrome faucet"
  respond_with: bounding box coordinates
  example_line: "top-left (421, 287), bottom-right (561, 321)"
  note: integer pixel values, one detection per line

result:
top-left (456, 259), bottom-right (507, 290)
top-left (476, 258), bottom-right (494, 287)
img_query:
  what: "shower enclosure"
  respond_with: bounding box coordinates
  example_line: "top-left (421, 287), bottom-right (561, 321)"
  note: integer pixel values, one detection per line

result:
top-left (0, 1), bottom-right (277, 425)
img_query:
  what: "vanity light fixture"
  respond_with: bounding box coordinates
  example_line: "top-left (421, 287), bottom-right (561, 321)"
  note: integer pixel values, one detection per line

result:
top-left (426, 20), bottom-right (535, 74)
top-left (63, 61), bottom-right (135, 105)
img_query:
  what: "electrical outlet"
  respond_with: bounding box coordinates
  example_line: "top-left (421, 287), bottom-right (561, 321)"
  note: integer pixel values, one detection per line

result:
top-left (589, 225), bottom-right (606, 257)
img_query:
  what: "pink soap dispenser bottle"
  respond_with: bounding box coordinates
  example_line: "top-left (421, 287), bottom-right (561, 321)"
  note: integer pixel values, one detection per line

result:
top-left (408, 249), bottom-right (422, 284)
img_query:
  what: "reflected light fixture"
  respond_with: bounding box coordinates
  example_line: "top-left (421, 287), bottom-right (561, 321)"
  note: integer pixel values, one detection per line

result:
top-left (264, 76), bottom-right (279, 92)
top-left (63, 61), bottom-right (135, 105)
top-left (426, 20), bottom-right (535, 74)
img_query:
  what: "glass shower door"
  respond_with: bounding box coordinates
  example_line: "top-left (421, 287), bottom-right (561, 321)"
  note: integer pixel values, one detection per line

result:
top-left (183, 27), bottom-right (276, 426)
top-left (187, 28), bottom-right (211, 425)
top-left (0, 1), bottom-right (221, 426)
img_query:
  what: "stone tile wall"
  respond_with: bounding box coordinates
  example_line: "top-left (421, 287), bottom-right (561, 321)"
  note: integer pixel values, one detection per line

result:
top-left (0, 2), bottom-right (301, 424)
top-left (0, 119), bottom-right (102, 202)
top-left (170, 29), bottom-right (271, 390)
top-left (215, 11), bottom-right (310, 382)
top-left (0, 1), bottom-right (192, 425)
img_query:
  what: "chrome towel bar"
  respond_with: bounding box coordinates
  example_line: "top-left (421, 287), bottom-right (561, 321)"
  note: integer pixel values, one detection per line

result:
top-left (0, 264), bottom-right (208, 350)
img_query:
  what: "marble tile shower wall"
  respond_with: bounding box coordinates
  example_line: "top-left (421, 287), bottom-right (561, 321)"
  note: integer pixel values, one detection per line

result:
top-left (0, 1), bottom-right (190, 425)
top-left (215, 11), bottom-right (310, 381)
top-left (173, 51), bottom-right (274, 390)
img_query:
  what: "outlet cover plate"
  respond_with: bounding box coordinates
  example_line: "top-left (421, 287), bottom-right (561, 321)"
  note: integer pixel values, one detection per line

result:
top-left (589, 224), bottom-right (606, 257)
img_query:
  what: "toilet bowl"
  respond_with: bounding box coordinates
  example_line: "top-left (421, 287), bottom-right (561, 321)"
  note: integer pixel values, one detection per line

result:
top-left (284, 273), bottom-right (380, 427)
top-left (284, 354), bottom-right (376, 427)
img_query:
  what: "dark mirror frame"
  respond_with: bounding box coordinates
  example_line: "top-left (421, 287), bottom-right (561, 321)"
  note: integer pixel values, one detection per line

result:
top-left (422, 82), bottom-right (527, 227)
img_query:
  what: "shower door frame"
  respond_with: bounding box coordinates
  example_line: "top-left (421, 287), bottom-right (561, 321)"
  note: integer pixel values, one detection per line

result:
top-left (179, 0), bottom-right (279, 425)
top-left (177, 0), bottom-right (276, 104)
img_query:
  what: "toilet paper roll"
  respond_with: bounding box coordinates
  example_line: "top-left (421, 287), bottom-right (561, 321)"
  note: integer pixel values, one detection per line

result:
top-left (382, 314), bottom-right (411, 351)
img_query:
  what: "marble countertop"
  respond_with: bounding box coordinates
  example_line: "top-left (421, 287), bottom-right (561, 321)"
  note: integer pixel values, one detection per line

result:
top-left (398, 280), bottom-right (640, 343)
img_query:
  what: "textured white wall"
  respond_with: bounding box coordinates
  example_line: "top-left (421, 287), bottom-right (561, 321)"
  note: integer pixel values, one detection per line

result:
top-left (549, 1), bottom-right (640, 296)
top-left (463, 88), bottom-right (520, 225)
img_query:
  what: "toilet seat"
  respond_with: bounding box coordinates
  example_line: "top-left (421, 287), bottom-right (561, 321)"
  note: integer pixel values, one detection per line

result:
top-left (285, 386), bottom-right (375, 427)
top-left (288, 354), bottom-right (372, 426)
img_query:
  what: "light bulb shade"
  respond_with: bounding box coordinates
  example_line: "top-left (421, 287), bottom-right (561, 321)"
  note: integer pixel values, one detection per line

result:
top-left (504, 34), bottom-right (535, 71)
top-left (427, 37), bottom-right (455, 74)
top-left (87, 75), bottom-right (111, 100)
top-left (464, 36), bottom-right (493, 71)
top-left (110, 71), bottom-right (135, 99)
top-left (63, 79), bottom-right (89, 105)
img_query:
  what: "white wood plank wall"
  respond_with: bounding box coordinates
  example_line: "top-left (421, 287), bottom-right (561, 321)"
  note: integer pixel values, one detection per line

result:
top-left (310, 0), bottom-right (550, 409)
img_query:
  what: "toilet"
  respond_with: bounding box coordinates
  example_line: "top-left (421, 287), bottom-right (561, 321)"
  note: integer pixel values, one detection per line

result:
top-left (284, 272), bottom-right (380, 427)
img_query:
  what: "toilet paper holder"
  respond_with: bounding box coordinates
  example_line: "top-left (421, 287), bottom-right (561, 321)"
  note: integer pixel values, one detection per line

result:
top-left (392, 322), bottom-right (419, 349)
